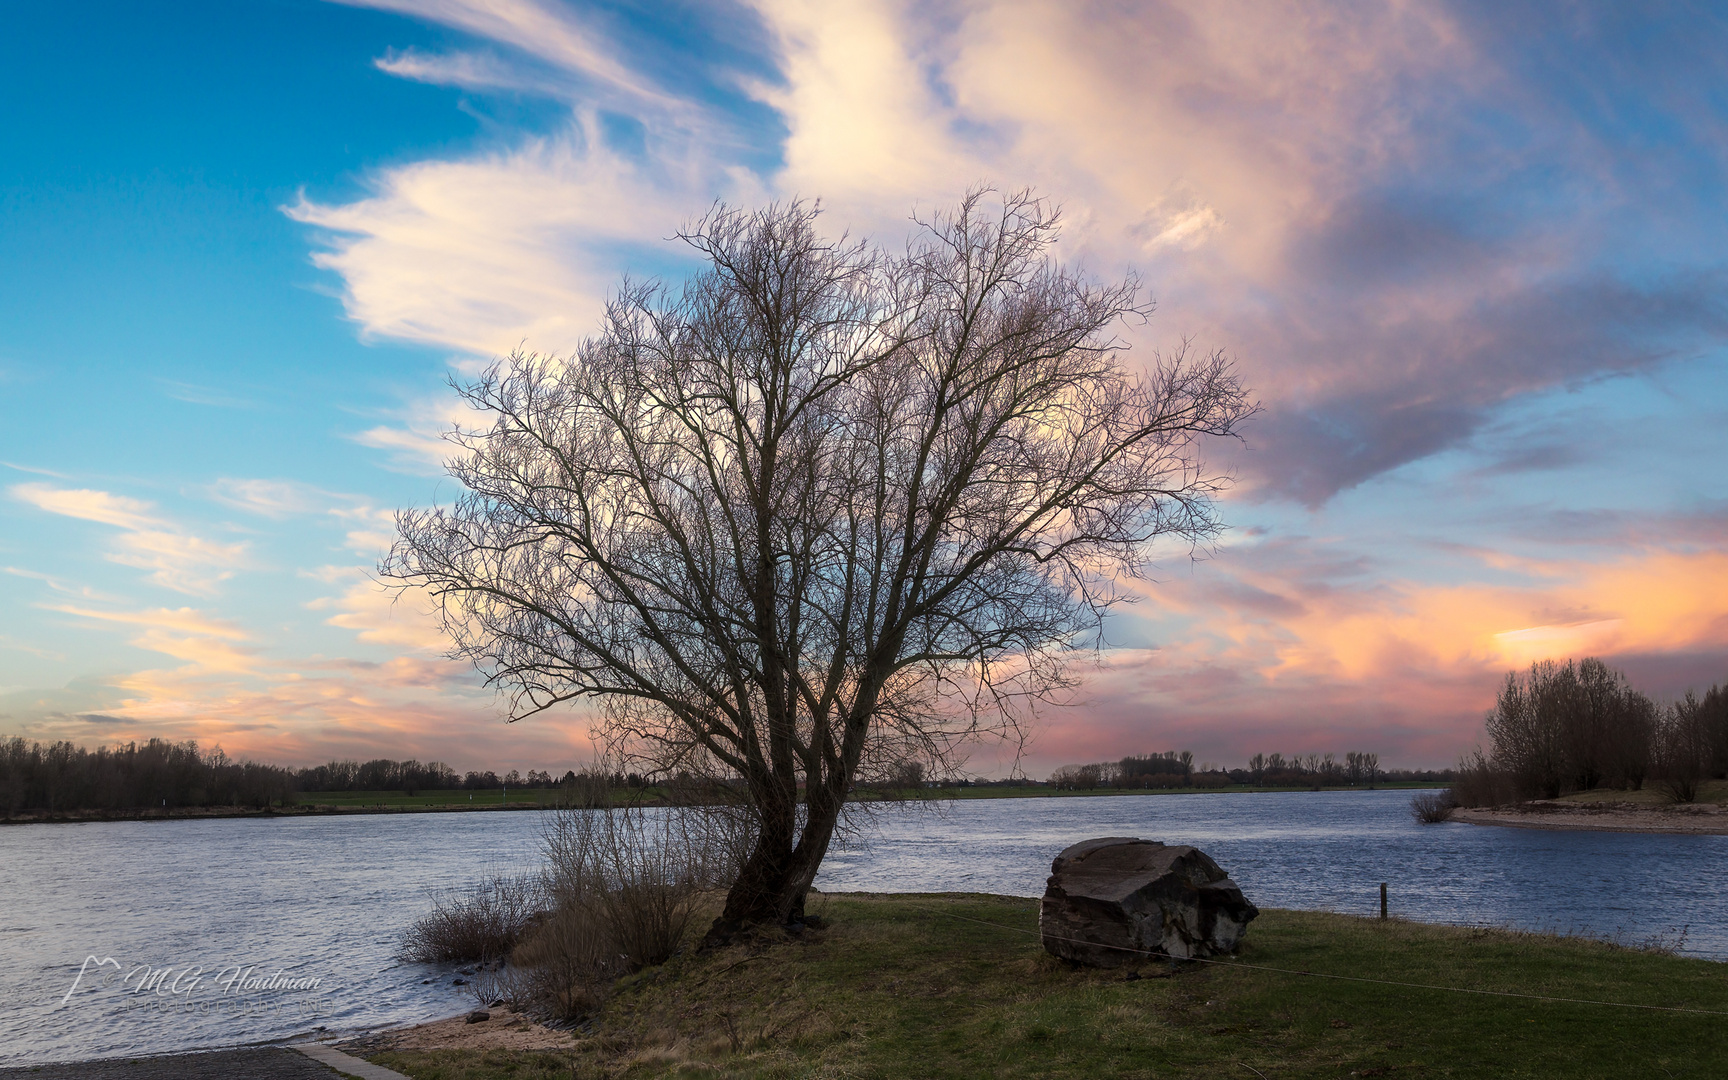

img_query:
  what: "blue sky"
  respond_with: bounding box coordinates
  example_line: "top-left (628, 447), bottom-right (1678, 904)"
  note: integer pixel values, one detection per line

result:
top-left (4, 1), bottom-right (1726, 775)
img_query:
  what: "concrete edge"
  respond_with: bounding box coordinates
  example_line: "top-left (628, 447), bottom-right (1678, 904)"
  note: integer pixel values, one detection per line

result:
top-left (292, 1042), bottom-right (413, 1080)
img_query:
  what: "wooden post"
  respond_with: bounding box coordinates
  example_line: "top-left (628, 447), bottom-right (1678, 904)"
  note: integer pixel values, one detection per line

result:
top-left (1380, 882), bottom-right (1388, 920)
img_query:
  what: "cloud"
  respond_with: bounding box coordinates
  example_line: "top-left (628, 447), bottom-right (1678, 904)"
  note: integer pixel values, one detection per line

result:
top-left (335, 0), bottom-right (679, 108)
top-left (328, 504), bottom-right (401, 557)
top-left (235, 0), bottom-right (1728, 769)
top-left (13, 483), bottom-right (160, 531)
top-left (0, 634), bottom-right (64, 662)
top-left (46, 604), bottom-right (259, 675)
top-left (1, 641), bottom-right (591, 773)
top-left (5, 565), bottom-right (120, 601)
top-left (202, 478), bottom-right (400, 557)
top-left (1014, 538), bottom-right (1728, 770)
top-left (374, 46), bottom-right (580, 97)
top-left (1, 460), bottom-right (71, 479)
top-left (286, 123), bottom-right (728, 358)
top-left (309, 574), bottom-right (455, 653)
top-left (296, 1), bottom-right (1728, 506)
top-left (156, 379), bottom-right (257, 409)
top-left (350, 420), bottom-right (455, 475)
top-left (206, 478), bottom-right (332, 518)
top-left (12, 483), bottom-right (251, 595)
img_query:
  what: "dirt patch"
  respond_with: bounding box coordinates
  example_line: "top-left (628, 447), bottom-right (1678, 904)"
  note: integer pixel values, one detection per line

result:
top-left (336, 1007), bottom-right (579, 1055)
top-left (1451, 800), bottom-right (1728, 835)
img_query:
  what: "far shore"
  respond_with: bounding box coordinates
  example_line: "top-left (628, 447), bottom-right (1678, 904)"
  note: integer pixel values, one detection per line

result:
top-left (1451, 800), bottom-right (1728, 836)
top-left (0, 801), bottom-right (554, 825)
top-left (0, 781), bottom-right (1447, 825)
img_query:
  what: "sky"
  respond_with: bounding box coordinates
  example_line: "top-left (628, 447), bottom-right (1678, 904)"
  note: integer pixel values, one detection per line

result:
top-left (3, 0), bottom-right (1726, 778)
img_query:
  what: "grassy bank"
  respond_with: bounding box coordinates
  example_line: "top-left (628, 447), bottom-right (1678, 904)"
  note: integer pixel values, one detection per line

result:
top-left (367, 893), bottom-right (1726, 1080)
top-left (7, 784), bottom-right (1452, 822)
top-left (297, 788), bottom-right (566, 809)
top-left (302, 783), bottom-right (1449, 810)
top-left (931, 780), bottom-right (1446, 799)
top-left (1554, 778), bottom-right (1728, 807)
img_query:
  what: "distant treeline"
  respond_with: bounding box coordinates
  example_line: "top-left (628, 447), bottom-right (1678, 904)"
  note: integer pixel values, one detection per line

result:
top-left (0, 737), bottom-right (295, 813)
top-left (295, 759), bottom-right (573, 793)
top-left (0, 737), bottom-right (586, 815)
top-left (1455, 658), bottom-right (1728, 805)
top-left (1048, 750), bottom-right (1448, 790)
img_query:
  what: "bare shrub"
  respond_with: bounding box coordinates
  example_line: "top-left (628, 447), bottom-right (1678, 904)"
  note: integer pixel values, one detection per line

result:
top-left (1449, 749), bottom-right (1515, 808)
top-left (1409, 788), bottom-right (1457, 824)
top-left (514, 801), bottom-right (750, 1019)
top-left (401, 874), bottom-right (544, 964)
top-left (508, 901), bottom-right (611, 1018)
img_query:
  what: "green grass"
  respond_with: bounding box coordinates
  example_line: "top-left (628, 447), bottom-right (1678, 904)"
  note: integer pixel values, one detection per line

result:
top-left (366, 893), bottom-right (1728, 1079)
top-left (1556, 778), bottom-right (1728, 807)
top-left (292, 783), bottom-right (1448, 814)
top-left (930, 781), bottom-right (1446, 799)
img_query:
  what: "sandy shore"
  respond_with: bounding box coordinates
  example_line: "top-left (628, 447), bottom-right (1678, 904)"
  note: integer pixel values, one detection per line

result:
top-left (1451, 800), bottom-right (1728, 835)
top-left (336, 1006), bottom-right (579, 1055)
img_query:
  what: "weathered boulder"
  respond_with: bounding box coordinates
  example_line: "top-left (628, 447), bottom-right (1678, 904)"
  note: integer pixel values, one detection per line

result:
top-left (1040, 837), bottom-right (1258, 966)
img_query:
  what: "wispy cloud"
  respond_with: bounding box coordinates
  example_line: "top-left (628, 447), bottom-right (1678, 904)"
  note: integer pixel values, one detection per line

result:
top-left (206, 478), bottom-right (334, 518)
top-left (350, 420), bottom-right (455, 475)
top-left (11, 483), bottom-right (250, 595)
top-left (217, 0), bottom-right (1728, 768)
top-left (156, 379), bottom-right (257, 409)
top-left (2, 460), bottom-right (71, 479)
top-left (46, 604), bottom-right (259, 675)
top-left (298, 0), bottom-right (1728, 505)
top-left (13, 484), bottom-right (160, 531)
top-left (335, 0), bottom-right (680, 109)
top-left (5, 565), bottom-right (120, 601)
top-left (308, 574), bottom-right (453, 652)
top-left (375, 45), bottom-right (580, 98)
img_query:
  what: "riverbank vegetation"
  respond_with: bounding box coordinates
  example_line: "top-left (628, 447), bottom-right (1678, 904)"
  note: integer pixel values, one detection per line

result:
top-left (1048, 749), bottom-right (1450, 791)
top-left (369, 892), bottom-right (1728, 1080)
top-left (0, 736), bottom-right (296, 813)
top-left (2, 736), bottom-right (1446, 819)
top-left (1444, 658), bottom-right (1727, 811)
top-left (0, 737), bottom-right (595, 817)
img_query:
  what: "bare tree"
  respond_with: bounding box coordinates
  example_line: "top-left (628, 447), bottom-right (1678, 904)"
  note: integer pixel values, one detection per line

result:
top-left (385, 189), bottom-right (1254, 936)
top-left (1654, 692), bottom-right (1711, 803)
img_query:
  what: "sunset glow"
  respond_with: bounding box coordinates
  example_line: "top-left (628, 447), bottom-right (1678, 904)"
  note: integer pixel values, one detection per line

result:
top-left (3, 2), bottom-right (1724, 776)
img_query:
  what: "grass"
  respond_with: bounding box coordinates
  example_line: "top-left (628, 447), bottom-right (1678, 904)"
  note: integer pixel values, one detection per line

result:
top-left (291, 783), bottom-right (1448, 814)
top-left (1555, 779), bottom-right (1728, 807)
top-left (932, 781), bottom-right (1446, 799)
top-left (365, 893), bottom-right (1728, 1079)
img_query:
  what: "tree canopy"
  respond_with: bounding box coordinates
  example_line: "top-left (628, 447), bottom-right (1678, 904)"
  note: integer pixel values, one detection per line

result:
top-left (386, 189), bottom-right (1254, 932)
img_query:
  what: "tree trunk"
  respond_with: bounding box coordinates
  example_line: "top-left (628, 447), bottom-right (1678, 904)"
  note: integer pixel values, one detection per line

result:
top-left (705, 780), bottom-right (844, 944)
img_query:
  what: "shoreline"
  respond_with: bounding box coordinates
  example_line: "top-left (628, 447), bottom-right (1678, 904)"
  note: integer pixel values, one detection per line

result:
top-left (335, 1005), bottom-right (578, 1056)
top-left (0, 802), bottom-right (555, 825)
top-left (0, 782), bottom-right (1448, 825)
top-left (1451, 801), bottom-right (1728, 835)
top-left (13, 898), bottom-right (1726, 1075)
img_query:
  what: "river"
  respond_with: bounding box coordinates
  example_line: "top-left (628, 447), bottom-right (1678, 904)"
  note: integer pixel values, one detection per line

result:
top-left (1, 788), bottom-right (1722, 1065)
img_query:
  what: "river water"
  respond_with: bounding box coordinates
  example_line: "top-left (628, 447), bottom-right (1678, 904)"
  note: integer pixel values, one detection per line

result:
top-left (1, 789), bottom-right (1723, 1065)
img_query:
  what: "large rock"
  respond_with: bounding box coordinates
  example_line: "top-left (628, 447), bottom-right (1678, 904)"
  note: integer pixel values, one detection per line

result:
top-left (1039, 837), bottom-right (1258, 966)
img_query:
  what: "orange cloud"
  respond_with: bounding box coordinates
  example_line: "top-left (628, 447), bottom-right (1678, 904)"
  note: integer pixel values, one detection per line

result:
top-left (1023, 545), bottom-right (1728, 772)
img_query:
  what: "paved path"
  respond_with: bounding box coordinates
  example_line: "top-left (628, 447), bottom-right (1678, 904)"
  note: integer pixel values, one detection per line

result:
top-left (0, 1044), bottom-right (410, 1080)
